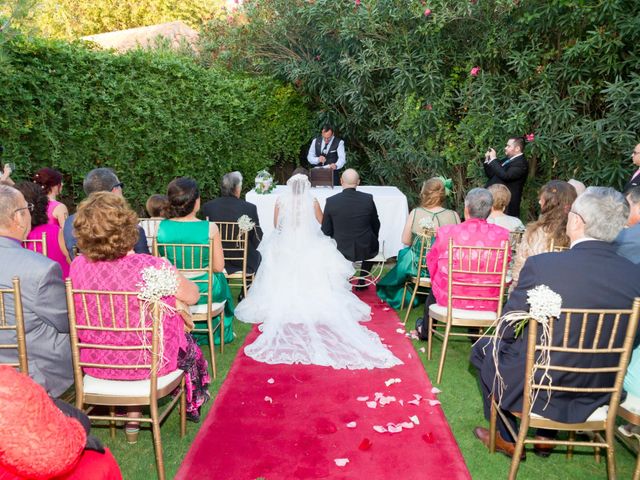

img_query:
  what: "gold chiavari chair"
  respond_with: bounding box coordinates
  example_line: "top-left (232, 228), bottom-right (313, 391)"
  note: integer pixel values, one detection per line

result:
top-left (215, 221), bottom-right (253, 298)
top-left (0, 277), bottom-right (28, 373)
top-left (509, 229), bottom-right (524, 256)
top-left (489, 298), bottom-right (640, 480)
top-left (22, 232), bottom-right (48, 258)
top-left (401, 228), bottom-right (436, 325)
top-left (617, 400), bottom-right (640, 480)
top-left (153, 238), bottom-right (225, 377)
top-left (139, 218), bottom-right (163, 251)
top-left (548, 238), bottom-right (570, 252)
top-left (65, 280), bottom-right (186, 480)
top-left (428, 239), bottom-right (509, 383)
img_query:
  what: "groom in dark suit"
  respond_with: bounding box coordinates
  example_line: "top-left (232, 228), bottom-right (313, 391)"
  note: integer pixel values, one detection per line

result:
top-left (483, 136), bottom-right (529, 217)
top-left (321, 169), bottom-right (380, 286)
top-left (470, 186), bottom-right (640, 459)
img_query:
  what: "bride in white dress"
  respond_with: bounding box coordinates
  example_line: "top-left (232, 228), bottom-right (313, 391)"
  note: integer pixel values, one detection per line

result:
top-left (235, 174), bottom-right (402, 370)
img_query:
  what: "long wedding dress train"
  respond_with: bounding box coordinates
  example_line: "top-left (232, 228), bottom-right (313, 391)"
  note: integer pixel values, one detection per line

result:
top-left (235, 174), bottom-right (402, 370)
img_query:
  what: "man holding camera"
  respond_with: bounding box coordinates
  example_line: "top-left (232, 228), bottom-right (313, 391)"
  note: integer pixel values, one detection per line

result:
top-left (482, 136), bottom-right (529, 218)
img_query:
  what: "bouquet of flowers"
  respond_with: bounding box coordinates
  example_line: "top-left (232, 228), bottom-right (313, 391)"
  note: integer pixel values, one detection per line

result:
top-left (237, 214), bottom-right (256, 233)
top-left (418, 217), bottom-right (435, 231)
top-left (255, 170), bottom-right (275, 194)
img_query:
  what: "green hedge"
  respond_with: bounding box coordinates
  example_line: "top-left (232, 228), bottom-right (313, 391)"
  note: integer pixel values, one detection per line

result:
top-left (0, 36), bottom-right (313, 211)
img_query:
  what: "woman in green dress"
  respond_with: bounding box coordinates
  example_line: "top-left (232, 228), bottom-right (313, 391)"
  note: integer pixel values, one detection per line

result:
top-left (376, 177), bottom-right (460, 309)
top-left (156, 177), bottom-right (235, 345)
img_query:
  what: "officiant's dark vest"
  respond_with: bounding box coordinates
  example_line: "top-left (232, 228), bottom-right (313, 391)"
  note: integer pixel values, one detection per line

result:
top-left (314, 136), bottom-right (342, 166)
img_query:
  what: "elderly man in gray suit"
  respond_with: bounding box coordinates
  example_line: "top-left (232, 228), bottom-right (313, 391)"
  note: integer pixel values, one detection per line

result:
top-left (0, 185), bottom-right (73, 397)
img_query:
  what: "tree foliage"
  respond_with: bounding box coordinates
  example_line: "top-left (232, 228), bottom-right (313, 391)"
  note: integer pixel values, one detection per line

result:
top-left (201, 0), bottom-right (640, 215)
top-left (0, 36), bottom-right (313, 211)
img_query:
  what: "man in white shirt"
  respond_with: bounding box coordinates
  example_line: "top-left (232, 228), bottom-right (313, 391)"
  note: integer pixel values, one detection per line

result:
top-left (307, 124), bottom-right (346, 186)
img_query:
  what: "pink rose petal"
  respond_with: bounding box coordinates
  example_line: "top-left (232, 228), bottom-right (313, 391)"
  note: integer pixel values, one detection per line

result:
top-left (267, 378), bottom-right (275, 384)
top-left (387, 424), bottom-right (403, 433)
top-left (428, 399), bottom-right (441, 406)
top-left (399, 400), bottom-right (405, 406)
top-left (408, 399), bottom-right (420, 406)
top-left (431, 387), bottom-right (442, 394)
top-left (413, 394), bottom-right (423, 401)
top-left (410, 415), bottom-right (420, 425)
top-left (383, 307), bottom-right (391, 311)
top-left (419, 347), bottom-right (426, 353)
top-left (373, 425), bottom-right (387, 433)
top-left (334, 458), bottom-right (349, 467)
top-left (408, 353), bottom-right (412, 359)
top-left (264, 396), bottom-right (273, 403)
top-left (366, 401), bottom-right (377, 409)
top-left (346, 421), bottom-right (357, 428)
top-left (357, 396), bottom-right (369, 401)
top-left (396, 328), bottom-right (405, 334)
top-left (400, 422), bottom-right (415, 429)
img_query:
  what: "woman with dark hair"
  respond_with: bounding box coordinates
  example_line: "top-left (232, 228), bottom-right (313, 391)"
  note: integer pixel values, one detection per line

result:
top-left (510, 180), bottom-right (577, 289)
top-left (376, 177), bottom-right (459, 308)
top-left (69, 192), bottom-right (210, 439)
top-left (16, 181), bottom-right (71, 278)
top-left (156, 177), bottom-right (235, 345)
top-left (33, 167), bottom-right (68, 228)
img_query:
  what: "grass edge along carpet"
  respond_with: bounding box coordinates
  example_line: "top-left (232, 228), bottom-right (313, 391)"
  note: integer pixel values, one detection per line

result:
top-left (176, 288), bottom-right (470, 480)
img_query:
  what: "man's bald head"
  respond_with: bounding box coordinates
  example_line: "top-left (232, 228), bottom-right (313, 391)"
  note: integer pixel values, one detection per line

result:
top-left (0, 184), bottom-right (22, 229)
top-left (340, 169), bottom-right (360, 188)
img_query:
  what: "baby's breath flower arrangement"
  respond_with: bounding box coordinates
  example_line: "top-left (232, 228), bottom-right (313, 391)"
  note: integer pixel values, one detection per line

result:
top-left (136, 264), bottom-right (179, 373)
top-left (237, 214), bottom-right (256, 233)
top-left (418, 217), bottom-right (435, 231)
top-left (485, 285), bottom-right (562, 413)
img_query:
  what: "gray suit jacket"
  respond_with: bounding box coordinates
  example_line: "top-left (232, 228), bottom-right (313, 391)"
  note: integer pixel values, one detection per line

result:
top-left (0, 236), bottom-right (73, 397)
top-left (614, 223), bottom-right (640, 264)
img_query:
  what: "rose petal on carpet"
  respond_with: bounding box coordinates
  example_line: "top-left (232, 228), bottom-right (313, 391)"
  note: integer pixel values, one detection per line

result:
top-left (176, 288), bottom-right (470, 480)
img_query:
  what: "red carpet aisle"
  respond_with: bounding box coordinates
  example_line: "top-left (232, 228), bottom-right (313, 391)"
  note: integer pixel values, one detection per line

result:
top-left (176, 289), bottom-right (470, 480)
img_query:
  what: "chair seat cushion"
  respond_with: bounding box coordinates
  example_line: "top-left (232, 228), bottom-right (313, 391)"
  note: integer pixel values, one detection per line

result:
top-left (83, 369), bottom-right (183, 397)
top-left (429, 303), bottom-right (498, 321)
top-left (190, 301), bottom-right (226, 315)
top-left (531, 404), bottom-right (609, 423)
top-left (621, 393), bottom-right (640, 415)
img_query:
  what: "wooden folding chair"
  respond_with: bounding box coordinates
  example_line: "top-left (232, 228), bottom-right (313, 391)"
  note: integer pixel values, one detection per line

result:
top-left (22, 232), bottom-right (48, 258)
top-left (153, 238), bottom-right (225, 377)
top-left (215, 221), bottom-right (253, 298)
top-left (401, 228), bottom-right (436, 325)
top-left (428, 239), bottom-right (509, 383)
top-left (139, 218), bottom-right (162, 251)
top-left (0, 277), bottom-right (28, 373)
top-left (65, 280), bottom-right (187, 480)
top-left (489, 298), bottom-right (640, 480)
top-left (617, 398), bottom-right (640, 480)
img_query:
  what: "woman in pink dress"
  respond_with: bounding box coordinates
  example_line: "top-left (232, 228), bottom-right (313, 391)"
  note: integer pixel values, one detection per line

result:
top-left (15, 182), bottom-right (71, 278)
top-left (33, 167), bottom-right (68, 228)
top-left (69, 192), bottom-right (210, 443)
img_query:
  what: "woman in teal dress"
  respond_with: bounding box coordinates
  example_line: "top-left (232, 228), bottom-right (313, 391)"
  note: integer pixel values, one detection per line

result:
top-left (156, 177), bottom-right (235, 345)
top-left (377, 177), bottom-right (460, 309)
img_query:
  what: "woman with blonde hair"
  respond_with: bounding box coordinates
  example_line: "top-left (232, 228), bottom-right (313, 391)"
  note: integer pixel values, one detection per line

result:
top-left (487, 183), bottom-right (525, 232)
top-left (376, 177), bottom-right (460, 308)
top-left (510, 180), bottom-right (577, 288)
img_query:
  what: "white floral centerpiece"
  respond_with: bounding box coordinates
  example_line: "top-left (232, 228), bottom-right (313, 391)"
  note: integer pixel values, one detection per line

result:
top-left (255, 170), bottom-right (275, 194)
top-left (136, 264), bottom-right (179, 372)
top-left (488, 285), bottom-right (563, 413)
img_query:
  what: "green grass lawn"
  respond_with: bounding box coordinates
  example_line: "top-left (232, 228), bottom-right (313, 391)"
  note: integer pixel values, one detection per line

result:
top-left (93, 287), bottom-right (638, 479)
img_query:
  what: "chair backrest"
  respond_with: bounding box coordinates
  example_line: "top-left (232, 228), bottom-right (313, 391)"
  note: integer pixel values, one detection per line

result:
top-left (414, 228), bottom-right (436, 278)
top-left (446, 238), bottom-right (509, 314)
top-left (509, 229), bottom-right (524, 255)
top-left (139, 218), bottom-right (162, 250)
top-left (0, 277), bottom-right (28, 373)
top-left (215, 221), bottom-right (249, 278)
top-left (64, 280), bottom-right (163, 399)
top-left (22, 232), bottom-right (48, 258)
top-left (521, 298), bottom-right (640, 425)
top-left (548, 238), bottom-right (569, 252)
top-left (153, 238), bottom-right (215, 316)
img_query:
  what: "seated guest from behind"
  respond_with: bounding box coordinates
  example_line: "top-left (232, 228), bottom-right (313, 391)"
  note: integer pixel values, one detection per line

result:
top-left (16, 182), bottom-right (71, 278)
top-left (157, 177), bottom-right (235, 345)
top-left (471, 187), bottom-right (640, 458)
top-left (613, 185), bottom-right (640, 264)
top-left (69, 192), bottom-right (211, 438)
top-left (421, 188), bottom-right (510, 323)
top-left (510, 180), bottom-right (576, 289)
top-left (64, 167), bottom-right (149, 259)
top-left (139, 193), bottom-right (168, 247)
top-left (33, 167), bottom-right (69, 228)
top-left (377, 177), bottom-right (460, 309)
top-left (486, 183), bottom-right (525, 232)
top-left (0, 185), bottom-right (73, 397)
top-left (201, 171), bottom-right (263, 275)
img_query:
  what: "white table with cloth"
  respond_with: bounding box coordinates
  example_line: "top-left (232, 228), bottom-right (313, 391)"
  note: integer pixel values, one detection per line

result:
top-left (245, 185), bottom-right (408, 258)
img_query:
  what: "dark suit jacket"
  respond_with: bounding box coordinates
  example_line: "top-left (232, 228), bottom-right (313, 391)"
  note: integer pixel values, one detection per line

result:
top-left (623, 171), bottom-right (640, 193)
top-left (321, 188), bottom-right (380, 262)
top-left (481, 241), bottom-right (640, 423)
top-left (614, 223), bottom-right (640, 264)
top-left (201, 196), bottom-right (262, 274)
top-left (484, 154), bottom-right (528, 217)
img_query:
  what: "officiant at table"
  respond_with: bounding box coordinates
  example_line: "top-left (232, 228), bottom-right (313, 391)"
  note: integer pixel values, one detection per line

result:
top-left (307, 124), bottom-right (346, 186)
